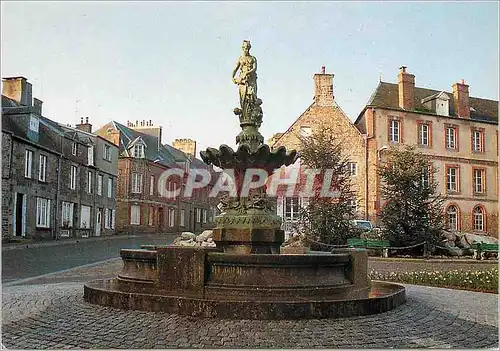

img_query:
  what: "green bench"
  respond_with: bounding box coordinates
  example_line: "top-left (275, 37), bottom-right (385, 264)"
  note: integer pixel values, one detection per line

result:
top-left (347, 238), bottom-right (390, 257)
top-left (471, 243), bottom-right (499, 260)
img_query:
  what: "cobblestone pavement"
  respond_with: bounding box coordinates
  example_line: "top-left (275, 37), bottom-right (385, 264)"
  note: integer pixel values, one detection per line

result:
top-left (2, 281), bottom-right (498, 349)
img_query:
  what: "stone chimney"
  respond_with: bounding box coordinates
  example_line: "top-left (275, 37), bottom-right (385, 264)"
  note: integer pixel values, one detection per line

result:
top-left (397, 66), bottom-right (415, 110)
top-left (2, 76), bottom-right (33, 106)
top-left (33, 98), bottom-right (43, 115)
top-left (452, 79), bottom-right (470, 118)
top-left (76, 116), bottom-right (93, 133)
top-left (313, 66), bottom-right (334, 106)
top-left (129, 119), bottom-right (162, 150)
top-left (173, 138), bottom-right (197, 160)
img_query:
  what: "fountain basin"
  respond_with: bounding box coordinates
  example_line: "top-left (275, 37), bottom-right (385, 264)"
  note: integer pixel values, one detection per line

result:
top-left (83, 246), bottom-right (406, 319)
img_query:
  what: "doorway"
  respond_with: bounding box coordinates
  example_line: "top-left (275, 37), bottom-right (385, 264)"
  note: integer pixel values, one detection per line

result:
top-left (95, 209), bottom-right (102, 236)
top-left (14, 193), bottom-right (26, 237)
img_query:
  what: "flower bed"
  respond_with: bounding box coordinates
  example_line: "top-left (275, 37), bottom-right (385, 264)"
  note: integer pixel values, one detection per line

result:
top-left (369, 268), bottom-right (498, 294)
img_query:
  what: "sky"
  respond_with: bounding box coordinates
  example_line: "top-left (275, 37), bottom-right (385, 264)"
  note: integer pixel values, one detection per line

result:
top-left (2, 1), bottom-right (498, 155)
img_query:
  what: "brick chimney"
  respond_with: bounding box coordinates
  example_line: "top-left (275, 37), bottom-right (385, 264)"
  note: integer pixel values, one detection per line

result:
top-left (452, 79), bottom-right (470, 118)
top-left (76, 116), bottom-right (93, 133)
top-left (397, 66), bottom-right (415, 110)
top-left (173, 138), bottom-right (197, 160)
top-left (130, 119), bottom-right (162, 150)
top-left (33, 98), bottom-right (43, 115)
top-left (313, 66), bottom-right (334, 106)
top-left (2, 76), bottom-right (33, 106)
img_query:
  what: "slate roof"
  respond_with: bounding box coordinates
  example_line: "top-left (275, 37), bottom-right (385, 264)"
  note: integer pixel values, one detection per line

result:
top-left (361, 82), bottom-right (498, 123)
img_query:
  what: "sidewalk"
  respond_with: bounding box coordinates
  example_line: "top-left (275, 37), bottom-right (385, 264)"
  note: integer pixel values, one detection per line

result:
top-left (1, 232), bottom-right (179, 251)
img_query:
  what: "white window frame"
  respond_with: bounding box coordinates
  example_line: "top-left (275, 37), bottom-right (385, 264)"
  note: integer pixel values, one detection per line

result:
top-left (70, 165), bottom-right (77, 190)
top-left (299, 126), bottom-right (312, 138)
top-left (130, 205), bottom-right (141, 225)
top-left (473, 130), bottom-right (483, 152)
top-left (202, 209), bottom-right (207, 223)
top-left (87, 171), bottom-right (93, 194)
top-left (131, 173), bottom-right (143, 193)
top-left (446, 127), bottom-right (456, 149)
top-left (148, 207), bottom-right (154, 226)
top-left (446, 167), bottom-right (458, 192)
top-left (72, 142), bottom-right (77, 156)
top-left (389, 120), bottom-right (400, 143)
top-left (180, 209), bottom-right (185, 227)
top-left (105, 208), bottom-right (113, 229)
top-left (25, 149), bottom-right (33, 178)
top-left (103, 144), bottom-right (111, 161)
top-left (62, 202), bottom-right (74, 228)
top-left (473, 207), bottom-right (484, 232)
top-left (196, 208), bottom-right (201, 223)
top-left (80, 205), bottom-right (91, 229)
top-left (348, 199), bottom-right (357, 213)
top-left (107, 177), bottom-right (113, 198)
top-left (36, 197), bottom-right (51, 228)
top-left (473, 169), bottom-right (484, 193)
top-left (133, 144), bottom-right (145, 158)
top-left (150, 175), bottom-right (155, 195)
top-left (349, 162), bottom-right (357, 176)
top-left (169, 208), bottom-right (175, 227)
top-left (97, 174), bottom-right (103, 195)
top-left (446, 205), bottom-right (458, 231)
top-left (38, 154), bottom-right (47, 182)
top-left (419, 124), bottom-right (429, 146)
top-left (88, 145), bottom-right (94, 166)
top-left (111, 209), bottom-right (115, 229)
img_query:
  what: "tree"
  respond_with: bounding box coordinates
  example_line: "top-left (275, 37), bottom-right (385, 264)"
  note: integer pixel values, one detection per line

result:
top-left (379, 145), bottom-right (445, 249)
top-left (296, 125), bottom-right (360, 249)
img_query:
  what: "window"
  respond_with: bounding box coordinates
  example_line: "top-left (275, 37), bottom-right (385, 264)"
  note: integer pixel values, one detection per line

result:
top-left (421, 167), bottom-right (429, 188)
top-left (80, 205), bottom-right (91, 229)
top-left (111, 209), bottom-right (115, 229)
top-left (180, 209), bottom-right (185, 227)
top-left (25, 150), bottom-right (33, 178)
top-left (348, 199), bottom-right (357, 213)
top-left (169, 208), bottom-right (175, 227)
top-left (203, 209), bottom-right (207, 223)
top-left (133, 144), bottom-right (145, 158)
top-left (88, 146), bottom-right (94, 166)
top-left (446, 205), bottom-right (458, 231)
top-left (61, 202), bottom-right (74, 228)
top-left (472, 129), bottom-right (484, 152)
top-left (196, 208), bottom-right (201, 223)
top-left (418, 123), bottom-right (430, 146)
top-left (72, 142), bottom-right (77, 156)
top-left (131, 173), bottom-right (143, 193)
top-left (97, 175), bottom-right (103, 195)
top-left (389, 120), bottom-right (400, 143)
top-left (130, 205), bottom-right (141, 225)
top-left (446, 166), bottom-right (459, 192)
top-left (38, 154), bottom-right (47, 181)
top-left (284, 197), bottom-right (300, 221)
top-left (36, 197), bottom-right (51, 228)
top-left (473, 169), bottom-right (485, 194)
top-left (107, 178), bottom-right (113, 198)
top-left (445, 126), bottom-right (458, 149)
top-left (103, 144), bottom-right (112, 161)
top-left (349, 162), bottom-right (357, 176)
top-left (148, 207), bottom-right (155, 226)
top-left (150, 176), bottom-right (155, 195)
top-left (105, 208), bottom-right (113, 229)
top-left (87, 171), bottom-right (93, 193)
top-left (473, 206), bottom-right (485, 232)
top-left (299, 126), bottom-right (312, 138)
top-left (70, 166), bottom-right (77, 190)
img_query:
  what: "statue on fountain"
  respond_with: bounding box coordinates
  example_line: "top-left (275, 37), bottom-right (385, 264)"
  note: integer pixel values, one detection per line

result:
top-left (232, 40), bottom-right (258, 112)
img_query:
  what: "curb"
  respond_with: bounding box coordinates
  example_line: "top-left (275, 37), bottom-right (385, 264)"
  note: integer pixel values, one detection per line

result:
top-left (369, 257), bottom-right (498, 264)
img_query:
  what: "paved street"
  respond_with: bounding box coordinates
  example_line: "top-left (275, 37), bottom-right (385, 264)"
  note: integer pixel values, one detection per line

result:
top-left (1, 256), bottom-right (499, 349)
top-left (1, 234), bottom-right (177, 284)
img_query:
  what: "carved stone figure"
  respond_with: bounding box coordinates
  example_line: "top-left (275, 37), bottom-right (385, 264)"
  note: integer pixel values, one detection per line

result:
top-left (232, 40), bottom-right (257, 110)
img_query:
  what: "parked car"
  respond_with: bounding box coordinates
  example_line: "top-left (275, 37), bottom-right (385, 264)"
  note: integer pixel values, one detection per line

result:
top-left (352, 220), bottom-right (374, 231)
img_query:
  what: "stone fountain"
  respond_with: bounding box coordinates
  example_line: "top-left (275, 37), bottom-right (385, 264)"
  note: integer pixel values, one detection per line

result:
top-left (84, 41), bottom-right (405, 319)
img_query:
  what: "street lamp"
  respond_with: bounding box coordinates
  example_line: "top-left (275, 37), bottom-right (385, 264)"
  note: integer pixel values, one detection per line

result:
top-left (377, 145), bottom-right (389, 161)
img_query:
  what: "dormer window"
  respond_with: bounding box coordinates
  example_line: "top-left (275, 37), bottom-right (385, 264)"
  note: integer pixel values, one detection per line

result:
top-left (421, 91), bottom-right (449, 117)
top-left (133, 144), bottom-right (145, 158)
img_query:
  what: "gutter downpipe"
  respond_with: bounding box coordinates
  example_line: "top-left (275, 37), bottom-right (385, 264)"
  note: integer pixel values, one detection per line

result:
top-left (364, 108), bottom-right (376, 222)
top-left (54, 133), bottom-right (63, 240)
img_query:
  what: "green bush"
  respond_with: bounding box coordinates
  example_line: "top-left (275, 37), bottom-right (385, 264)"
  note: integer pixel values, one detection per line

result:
top-left (370, 268), bottom-right (498, 293)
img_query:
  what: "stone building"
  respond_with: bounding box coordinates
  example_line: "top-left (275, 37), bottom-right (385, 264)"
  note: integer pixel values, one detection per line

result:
top-left (94, 121), bottom-right (218, 235)
top-left (1, 77), bottom-right (119, 241)
top-left (355, 66), bottom-right (498, 236)
top-left (270, 67), bottom-right (367, 233)
top-left (270, 66), bottom-right (499, 238)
